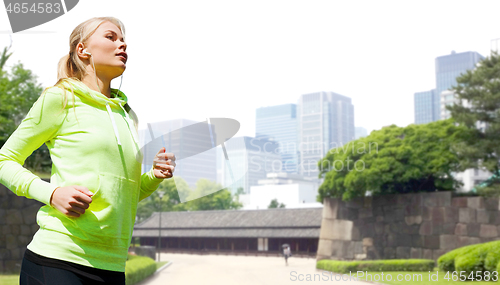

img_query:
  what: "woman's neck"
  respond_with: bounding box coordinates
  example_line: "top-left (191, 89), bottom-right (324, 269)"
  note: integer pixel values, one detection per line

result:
top-left (81, 73), bottom-right (113, 98)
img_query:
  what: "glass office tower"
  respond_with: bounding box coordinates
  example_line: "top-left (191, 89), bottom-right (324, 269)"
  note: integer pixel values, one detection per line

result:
top-left (414, 89), bottom-right (436, 124)
top-left (414, 51), bottom-right (483, 124)
top-left (255, 104), bottom-right (298, 173)
top-left (139, 118), bottom-right (217, 189)
top-left (297, 91), bottom-right (355, 179)
top-left (219, 136), bottom-right (281, 194)
top-left (434, 51), bottom-right (484, 120)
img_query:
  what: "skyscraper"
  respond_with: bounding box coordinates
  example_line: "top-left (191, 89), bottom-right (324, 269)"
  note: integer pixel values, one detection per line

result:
top-left (414, 51), bottom-right (484, 124)
top-left (297, 91), bottom-right (355, 179)
top-left (139, 118), bottom-right (217, 189)
top-left (255, 104), bottom-right (298, 173)
top-left (434, 51), bottom-right (484, 120)
top-left (414, 89), bottom-right (436, 124)
top-left (219, 136), bottom-right (281, 194)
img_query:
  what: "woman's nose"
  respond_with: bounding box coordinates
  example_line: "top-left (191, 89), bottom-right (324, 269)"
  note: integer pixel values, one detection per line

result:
top-left (119, 41), bottom-right (127, 52)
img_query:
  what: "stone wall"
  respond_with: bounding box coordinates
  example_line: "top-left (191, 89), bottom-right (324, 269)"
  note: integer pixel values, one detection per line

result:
top-left (317, 191), bottom-right (500, 261)
top-left (0, 182), bottom-right (44, 273)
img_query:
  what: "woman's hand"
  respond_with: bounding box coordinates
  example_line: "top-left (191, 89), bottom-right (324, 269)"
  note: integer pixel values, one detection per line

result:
top-left (153, 147), bottom-right (176, 179)
top-left (50, 186), bottom-right (94, 217)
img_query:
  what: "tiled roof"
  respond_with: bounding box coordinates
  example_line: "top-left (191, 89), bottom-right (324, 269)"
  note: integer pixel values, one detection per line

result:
top-left (133, 207), bottom-right (323, 238)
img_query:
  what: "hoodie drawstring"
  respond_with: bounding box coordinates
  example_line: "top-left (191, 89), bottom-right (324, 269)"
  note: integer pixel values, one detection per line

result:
top-left (106, 102), bottom-right (122, 146)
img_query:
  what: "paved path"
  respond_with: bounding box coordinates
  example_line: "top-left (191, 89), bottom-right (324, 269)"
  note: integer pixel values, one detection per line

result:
top-left (140, 253), bottom-right (371, 285)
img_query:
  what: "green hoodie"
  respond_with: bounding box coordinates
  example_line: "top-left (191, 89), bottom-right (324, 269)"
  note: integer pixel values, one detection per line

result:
top-left (0, 78), bottom-right (163, 272)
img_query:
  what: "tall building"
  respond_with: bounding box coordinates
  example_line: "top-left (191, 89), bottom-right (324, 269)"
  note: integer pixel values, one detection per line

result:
top-left (435, 51), bottom-right (484, 120)
top-left (139, 118), bottom-right (217, 189)
top-left (297, 91), bottom-right (355, 179)
top-left (414, 51), bottom-right (484, 124)
top-left (255, 104), bottom-right (298, 173)
top-left (219, 136), bottom-right (281, 195)
top-left (414, 89), bottom-right (436, 124)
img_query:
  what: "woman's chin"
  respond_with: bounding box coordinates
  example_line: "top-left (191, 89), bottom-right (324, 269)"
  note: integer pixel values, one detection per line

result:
top-left (111, 66), bottom-right (126, 79)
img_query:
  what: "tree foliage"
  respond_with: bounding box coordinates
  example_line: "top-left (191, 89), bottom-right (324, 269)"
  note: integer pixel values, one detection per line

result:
top-left (0, 47), bottom-right (43, 143)
top-left (0, 46), bottom-right (50, 174)
top-left (447, 52), bottom-right (500, 182)
top-left (268, 198), bottom-right (285, 208)
top-left (136, 177), bottom-right (243, 222)
top-left (183, 179), bottom-right (243, 211)
top-left (136, 177), bottom-right (191, 223)
top-left (317, 119), bottom-right (469, 201)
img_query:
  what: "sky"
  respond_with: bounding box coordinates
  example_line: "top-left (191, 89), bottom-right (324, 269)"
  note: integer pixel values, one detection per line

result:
top-left (1, 0), bottom-right (500, 138)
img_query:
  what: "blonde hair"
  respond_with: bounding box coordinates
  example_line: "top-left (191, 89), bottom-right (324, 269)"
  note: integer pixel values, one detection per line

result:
top-left (52, 17), bottom-right (138, 131)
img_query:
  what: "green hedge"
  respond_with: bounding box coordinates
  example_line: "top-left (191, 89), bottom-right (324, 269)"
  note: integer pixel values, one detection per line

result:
top-left (316, 259), bottom-right (435, 274)
top-left (437, 243), bottom-right (479, 272)
top-left (437, 241), bottom-right (500, 281)
top-left (125, 254), bottom-right (157, 285)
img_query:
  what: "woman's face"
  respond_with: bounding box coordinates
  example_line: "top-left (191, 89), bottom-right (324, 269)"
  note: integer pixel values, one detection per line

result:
top-left (83, 21), bottom-right (127, 79)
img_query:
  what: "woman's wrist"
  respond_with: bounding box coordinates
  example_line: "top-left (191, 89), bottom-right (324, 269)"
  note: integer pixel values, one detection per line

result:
top-left (49, 187), bottom-right (60, 207)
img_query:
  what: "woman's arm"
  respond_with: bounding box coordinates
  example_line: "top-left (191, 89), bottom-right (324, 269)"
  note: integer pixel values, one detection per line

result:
top-left (138, 166), bottom-right (163, 201)
top-left (0, 87), bottom-right (66, 205)
top-left (138, 147), bottom-right (175, 201)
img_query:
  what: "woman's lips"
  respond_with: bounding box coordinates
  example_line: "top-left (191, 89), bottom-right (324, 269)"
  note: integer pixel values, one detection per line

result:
top-left (116, 53), bottom-right (127, 63)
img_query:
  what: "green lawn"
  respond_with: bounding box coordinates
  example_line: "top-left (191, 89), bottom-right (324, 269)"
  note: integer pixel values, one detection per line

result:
top-left (0, 274), bottom-right (18, 285)
top-left (356, 270), bottom-right (499, 285)
top-left (0, 261), bottom-right (168, 285)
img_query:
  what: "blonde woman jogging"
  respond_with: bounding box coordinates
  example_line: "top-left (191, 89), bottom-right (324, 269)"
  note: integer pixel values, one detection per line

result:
top-left (0, 17), bottom-right (175, 285)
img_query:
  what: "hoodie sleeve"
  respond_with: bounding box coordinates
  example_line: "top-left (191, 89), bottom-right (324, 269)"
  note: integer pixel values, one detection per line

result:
top-left (0, 87), bottom-right (66, 205)
top-left (138, 166), bottom-right (164, 201)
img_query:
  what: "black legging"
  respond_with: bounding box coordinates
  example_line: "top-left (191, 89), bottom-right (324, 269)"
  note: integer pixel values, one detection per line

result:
top-left (20, 258), bottom-right (125, 285)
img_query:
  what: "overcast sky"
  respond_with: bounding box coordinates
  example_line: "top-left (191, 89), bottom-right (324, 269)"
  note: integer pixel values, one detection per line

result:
top-left (2, 0), bottom-right (500, 138)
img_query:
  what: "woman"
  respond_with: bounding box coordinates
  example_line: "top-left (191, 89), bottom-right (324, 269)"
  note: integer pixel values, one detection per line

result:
top-left (0, 17), bottom-right (175, 284)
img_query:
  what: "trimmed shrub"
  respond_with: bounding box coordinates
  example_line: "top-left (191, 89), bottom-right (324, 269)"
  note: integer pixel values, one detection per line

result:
top-left (437, 240), bottom-right (500, 281)
top-left (485, 250), bottom-right (500, 272)
top-left (125, 254), bottom-right (157, 285)
top-left (496, 258), bottom-right (500, 278)
top-left (316, 259), bottom-right (435, 274)
top-left (317, 260), bottom-right (360, 274)
top-left (437, 243), bottom-right (480, 272)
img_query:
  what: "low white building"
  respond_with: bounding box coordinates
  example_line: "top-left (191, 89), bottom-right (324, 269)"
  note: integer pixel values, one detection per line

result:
top-left (454, 168), bottom-right (492, 192)
top-left (238, 172), bottom-right (323, 209)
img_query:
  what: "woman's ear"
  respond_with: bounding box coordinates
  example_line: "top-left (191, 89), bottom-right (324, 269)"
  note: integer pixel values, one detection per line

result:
top-left (76, 43), bottom-right (90, 59)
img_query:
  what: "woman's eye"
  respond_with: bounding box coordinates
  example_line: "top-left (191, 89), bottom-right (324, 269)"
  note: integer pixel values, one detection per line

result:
top-left (106, 35), bottom-right (113, 40)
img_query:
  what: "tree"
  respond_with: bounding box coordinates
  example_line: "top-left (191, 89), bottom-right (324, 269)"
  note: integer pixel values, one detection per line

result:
top-left (136, 177), bottom-right (244, 222)
top-left (447, 52), bottom-right (500, 185)
top-left (268, 198), bottom-right (285, 208)
top-left (135, 176), bottom-right (191, 223)
top-left (234, 186), bottom-right (245, 203)
top-left (235, 187), bottom-right (245, 196)
top-left (183, 179), bottom-right (243, 211)
top-left (0, 46), bottom-right (51, 174)
top-left (317, 119), bottom-right (469, 201)
top-left (0, 47), bottom-right (43, 143)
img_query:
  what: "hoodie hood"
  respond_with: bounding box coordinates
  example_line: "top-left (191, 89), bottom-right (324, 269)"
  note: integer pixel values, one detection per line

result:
top-left (56, 78), bottom-right (138, 147)
top-left (56, 78), bottom-right (128, 109)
